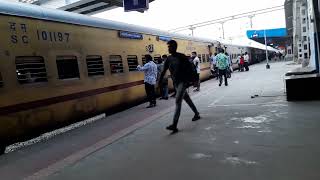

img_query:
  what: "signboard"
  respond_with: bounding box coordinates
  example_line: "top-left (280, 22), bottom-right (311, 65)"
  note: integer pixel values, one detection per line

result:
top-left (118, 31), bottom-right (143, 40)
top-left (123, 0), bottom-right (149, 12)
top-left (156, 36), bottom-right (171, 42)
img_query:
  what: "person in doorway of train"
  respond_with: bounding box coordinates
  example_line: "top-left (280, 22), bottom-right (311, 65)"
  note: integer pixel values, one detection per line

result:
top-left (244, 52), bottom-right (250, 71)
top-left (192, 51), bottom-right (201, 92)
top-left (137, 54), bottom-right (158, 108)
top-left (159, 40), bottom-right (201, 133)
top-left (216, 48), bottom-right (229, 86)
top-left (157, 55), bottom-right (169, 100)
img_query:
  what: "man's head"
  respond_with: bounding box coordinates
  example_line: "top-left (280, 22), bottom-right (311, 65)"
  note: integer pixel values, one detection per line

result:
top-left (162, 54), bottom-right (168, 60)
top-left (167, 40), bottom-right (178, 54)
top-left (214, 53), bottom-right (217, 56)
top-left (219, 48), bottom-right (225, 54)
top-left (192, 51), bottom-right (197, 58)
top-left (245, 52), bottom-right (248, 55)
top-left (145, 54), bottom-right (153, 63)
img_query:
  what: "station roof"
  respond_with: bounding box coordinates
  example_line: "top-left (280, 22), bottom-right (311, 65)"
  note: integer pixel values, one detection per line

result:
top-left (25, 0), bottom-right (154, 15)
top-left (246, 28), bottom-right (290, 49)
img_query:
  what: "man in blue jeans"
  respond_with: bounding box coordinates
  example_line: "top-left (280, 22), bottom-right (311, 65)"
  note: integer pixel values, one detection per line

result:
top-left (159, 40), bottom-right (200, 133)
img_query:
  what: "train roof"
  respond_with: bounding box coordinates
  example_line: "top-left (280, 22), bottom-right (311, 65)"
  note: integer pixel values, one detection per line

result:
top-left (220, 38), bottom-right (278, 52)
top-left (0, 1), bottom-right (218, 44)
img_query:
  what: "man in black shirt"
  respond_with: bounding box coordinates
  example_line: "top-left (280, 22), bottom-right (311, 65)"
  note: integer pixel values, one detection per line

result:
top-left (159, 40), bottom-right (200, 133)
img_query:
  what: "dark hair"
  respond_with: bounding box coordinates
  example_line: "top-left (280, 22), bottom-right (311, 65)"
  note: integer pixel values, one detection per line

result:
top-left (214, 53), bottom-right (217, 56)
top-left (220, 48), bottom-right (225, 53)
top-left (162, 55), bottom-right (168, 58)
top-left (167, 40), bottom-right (178, 48)
top-left (192, 51), bottom-right (197, 55)
top-left (145, 54), bottom-right (153, 62)
top-left (225, 52), bottom-right (229, 55)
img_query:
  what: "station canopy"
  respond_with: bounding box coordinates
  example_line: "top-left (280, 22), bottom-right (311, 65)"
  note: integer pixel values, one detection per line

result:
top-left (246, 28), bottom-right (290, 50)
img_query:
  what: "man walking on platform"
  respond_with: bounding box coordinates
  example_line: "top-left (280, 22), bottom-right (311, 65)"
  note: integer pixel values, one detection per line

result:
top-left (137, 54), bottom-right (158, 108)
top-left (216, 49), bottom-right (229, 86)
top-left (159, 40), bottom-right (201, 133)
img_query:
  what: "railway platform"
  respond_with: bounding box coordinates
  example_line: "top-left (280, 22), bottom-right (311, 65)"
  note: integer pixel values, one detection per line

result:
top-left (1, 61), bottom-right (320, 180)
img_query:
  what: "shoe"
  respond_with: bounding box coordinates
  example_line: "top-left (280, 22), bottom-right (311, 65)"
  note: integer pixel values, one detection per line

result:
top-left (192, 114), bottom-right (201, 121)
top-left (193, 89), bottom-right (200, 92)
top-left (146, 104), bottom-right (155, 108)
top-left (159, 97), bottom-right (164, 100)
top-left (163, 97), bottom-right (169, 100)
top-left (225, 84), bottom-right (228, 86)
top-left (166, 125), bottom-right (179, 133)
top-left (219, 84), bottom-right (221, 86)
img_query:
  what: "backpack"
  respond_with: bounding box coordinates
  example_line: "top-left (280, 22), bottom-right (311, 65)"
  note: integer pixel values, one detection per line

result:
top-left (182, 56), bottom-right (198, 83)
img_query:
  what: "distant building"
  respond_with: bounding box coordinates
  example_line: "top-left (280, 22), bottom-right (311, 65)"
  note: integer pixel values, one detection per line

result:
top-left (285, 0), bottom-right (311, 64)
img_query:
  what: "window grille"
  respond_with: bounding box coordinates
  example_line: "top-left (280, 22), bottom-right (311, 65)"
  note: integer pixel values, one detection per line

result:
top-left (110, 55), bottom-right (124, 74)
top-left (86, 55), bottom-right (104, 76)
top-left (15, 56), bottom-right (48, 84)
top-left (127, 55), bottom-right (138, 72)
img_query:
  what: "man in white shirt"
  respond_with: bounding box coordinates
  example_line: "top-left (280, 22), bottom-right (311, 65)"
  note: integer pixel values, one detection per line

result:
top-left (192, 52), bottom-right (200, 91)
top-left (137, 54), bottom-right (158, 108)
top-left (244, 52), bottom-right (250, 71)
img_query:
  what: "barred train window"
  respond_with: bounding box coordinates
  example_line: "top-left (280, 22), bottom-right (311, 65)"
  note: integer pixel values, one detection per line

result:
top-left (56, 56), bottom-right (80, 79)
top-left (141, 55), bottom-right (146, 65)
top-left (127, 55), bottom-right (138, 72)
top-left (0, 72), bottom-right (3, 87)
top-left (110, 55), bottom-right (124, 74)
top-left (86, 55), bottom-right (104, 76)
top-left (15, 56), bottom-right (48, 84)
top-left (202, 54), bottom-right (206, 63)
top-left (154, 55), bottom-right (161, 63)
top-left (198, 55), bottom-right (202, 63)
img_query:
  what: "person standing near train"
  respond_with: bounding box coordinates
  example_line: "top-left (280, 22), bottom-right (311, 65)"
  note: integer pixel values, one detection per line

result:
top-left (159, 40), bottom-right (201, 133)
top-left (244, 52), bottom-right (250, 71)
top-left (137, 54), bottom-right (158, 108)
top-left (216, 48), bottom-right (229, 86)
top-left (157, 55), bottom-right (169, 100)
top-left (192, 51), bottom-right (201, 91)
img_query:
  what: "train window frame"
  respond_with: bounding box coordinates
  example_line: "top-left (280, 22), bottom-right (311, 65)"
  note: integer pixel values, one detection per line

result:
top-left (127, 55), bottom-right (139, 72)
top-left (56, 55), bottom-right (80, 80)
top-left (141, 55), bottom-right (146, 65)
top-left (0, 72), bottom-right (3, 87)
top-left (109, 55), bottom-right (124, 74)
top-left (86, 55), bottom-right (105, 77)
top-left (154, 54), bottom-right (161, 63)
top-left (15, 56), bottom-right (48, 84)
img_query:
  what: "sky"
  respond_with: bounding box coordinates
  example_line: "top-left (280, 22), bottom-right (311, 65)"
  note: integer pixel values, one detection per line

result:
top-left (93, 0), bottom-right (286, 44)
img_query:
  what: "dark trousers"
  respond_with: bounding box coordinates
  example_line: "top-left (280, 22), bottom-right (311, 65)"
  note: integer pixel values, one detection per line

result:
top-left (194, 73), bottom-right (200, 90)
top-left (219, 69), bottom-right (228, 85)
top-left (172, 83), bottom-right (199, 127)
top-left (145, 82), bottom-right (156, 105)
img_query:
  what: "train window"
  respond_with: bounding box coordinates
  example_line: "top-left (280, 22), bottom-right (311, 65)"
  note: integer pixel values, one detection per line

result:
top-left (56, 56), bottom-right (80, 79)
top-left (141, 56), bottom-right (146, 65)
top-left (127, 55), bottom-right (138, 72)
top-left (154, 55), bottom-right (161, 63)
top-left (86, 55), bottom-right (104, 77)
top-left (198, 55), bottom-right (202, 63)
top-left (110, 55), bottom-right (124, 74)
top-left (202, 54), bottom-right (206, 63)
top-left (0, 72), bottom-right (3, 87)
top-left (304, 44), bottom-right (308, 50)
top-left (15, 56), bottom-right (48, 84)
top-left (206, 54), bottom-right (210, 62)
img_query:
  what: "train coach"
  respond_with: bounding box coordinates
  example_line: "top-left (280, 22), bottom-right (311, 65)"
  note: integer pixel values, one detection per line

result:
top-left (0, 1), bottom-right (223, 153)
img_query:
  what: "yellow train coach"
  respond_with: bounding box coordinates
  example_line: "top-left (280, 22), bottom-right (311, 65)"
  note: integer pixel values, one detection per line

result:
top-left (0, 1), bottom-right (218, 153)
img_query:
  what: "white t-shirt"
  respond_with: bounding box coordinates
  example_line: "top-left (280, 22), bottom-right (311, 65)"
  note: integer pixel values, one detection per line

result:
top-left (193, 57), bottom-right (201, 74)
top-left (244, 54), bottom-right (249, 62)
